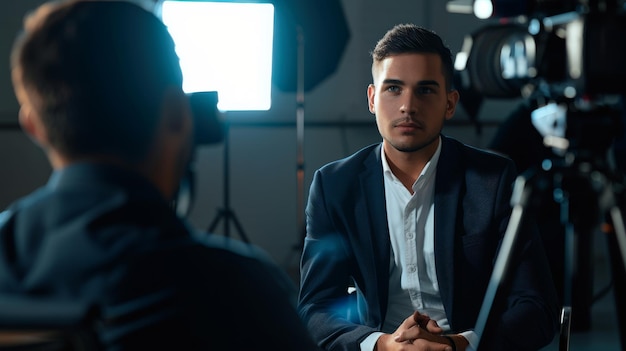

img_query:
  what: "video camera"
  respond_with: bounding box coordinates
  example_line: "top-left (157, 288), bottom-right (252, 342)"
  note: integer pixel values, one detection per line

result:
top-left (449, 0), bottom-right (626, 158)
top-left (449, 5), bottom-right (626, 350)
top-left (188, 91), bottom-right (223, 146)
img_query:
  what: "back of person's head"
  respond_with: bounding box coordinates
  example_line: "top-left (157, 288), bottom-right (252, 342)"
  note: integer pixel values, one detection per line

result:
top-left (11, 0), bottom-right (183, 163)
top-left (371, 23), bottom-right (454, 91)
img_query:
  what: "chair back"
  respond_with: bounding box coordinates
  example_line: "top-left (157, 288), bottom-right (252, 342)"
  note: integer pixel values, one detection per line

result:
top-left (0, 296), bottom-right (101, 351)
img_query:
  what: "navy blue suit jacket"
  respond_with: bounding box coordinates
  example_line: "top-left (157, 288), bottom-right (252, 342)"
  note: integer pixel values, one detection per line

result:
top-left (298, 135), bottom-right (559, 351)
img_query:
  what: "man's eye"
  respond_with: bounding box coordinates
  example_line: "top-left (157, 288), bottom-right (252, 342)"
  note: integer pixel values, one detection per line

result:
top-left (386, 86), bottom-right (400, 93)
top-left (417, 87), bottom-right (434, 94)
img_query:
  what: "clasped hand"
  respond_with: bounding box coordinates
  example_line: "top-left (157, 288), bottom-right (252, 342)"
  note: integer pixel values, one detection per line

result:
top-left (375, 311), bottom-right (458, 351)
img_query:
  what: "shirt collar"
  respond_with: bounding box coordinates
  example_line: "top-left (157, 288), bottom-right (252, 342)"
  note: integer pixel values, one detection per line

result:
top-left (381, 136), bottom-right (442, 187)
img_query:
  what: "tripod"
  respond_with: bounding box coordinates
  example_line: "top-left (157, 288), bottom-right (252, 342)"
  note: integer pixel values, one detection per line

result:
top-left (473, 107), bottom-right (626, 350)
top-left (207, 119), bottom-right (250, 243)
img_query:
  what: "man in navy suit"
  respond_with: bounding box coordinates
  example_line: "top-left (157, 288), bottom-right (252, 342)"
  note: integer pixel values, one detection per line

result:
top-left (298, 24), bottom-right (559, 351)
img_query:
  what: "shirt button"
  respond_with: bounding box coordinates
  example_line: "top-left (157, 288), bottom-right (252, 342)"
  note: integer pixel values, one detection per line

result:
top-left (406, 232), bottom-right (414, 239)
top-left (407, 265), bottom-right (416, 273)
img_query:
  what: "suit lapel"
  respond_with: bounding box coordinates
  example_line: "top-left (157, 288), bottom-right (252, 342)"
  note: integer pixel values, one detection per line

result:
top-left (434, 136), bottom-right (463, 325)
top-left (358, 144), bottom-right (391, 323)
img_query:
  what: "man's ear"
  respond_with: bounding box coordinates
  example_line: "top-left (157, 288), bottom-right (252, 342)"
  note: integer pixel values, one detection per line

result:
top-left (19, 104), bottom-right (49, 148)
top-left (160, 87), bottom-right (192, 136)
top-left (13, 66), bottom-right (50, 148)
top-left (445, 89), bottom-right (460, 120)
top-left (148, 87), bottom-right (193, 200)
top-left (367, 84), bottom-right (376, 114)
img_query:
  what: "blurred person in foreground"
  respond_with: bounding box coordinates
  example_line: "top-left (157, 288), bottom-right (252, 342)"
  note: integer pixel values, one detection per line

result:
top-left (0, 1), bottom-right (318, 349)
top-left (298, 23), bottom-right (559, 351)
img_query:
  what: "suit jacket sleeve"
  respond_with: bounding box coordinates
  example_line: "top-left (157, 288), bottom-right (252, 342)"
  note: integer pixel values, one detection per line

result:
top-left (298, 166), bottom-right (380, 351)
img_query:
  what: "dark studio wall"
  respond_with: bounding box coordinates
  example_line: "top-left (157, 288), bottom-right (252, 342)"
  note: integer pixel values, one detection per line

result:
top-left (0, 0), bottom-right (521, 270)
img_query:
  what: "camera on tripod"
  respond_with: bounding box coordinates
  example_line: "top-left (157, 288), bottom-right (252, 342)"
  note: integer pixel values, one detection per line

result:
top-left (449, 0), bottom-right (626, 159)
top-left (447, 3), bottom-right (626, 349)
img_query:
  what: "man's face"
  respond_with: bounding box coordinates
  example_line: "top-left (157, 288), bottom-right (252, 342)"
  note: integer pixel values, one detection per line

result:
top-left (367, 53), bottom-right (458, 155)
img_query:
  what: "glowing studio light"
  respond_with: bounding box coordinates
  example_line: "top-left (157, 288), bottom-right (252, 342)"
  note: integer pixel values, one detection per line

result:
top-left (161, 1), bottom-right (274, 111)
top-left (473, 0), bottom-right (494, 19)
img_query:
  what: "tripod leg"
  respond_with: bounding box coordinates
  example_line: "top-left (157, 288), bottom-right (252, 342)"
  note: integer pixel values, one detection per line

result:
top-left (560, 221), bottom-right (574, 351)
top-left (570, 226), bottom-right (593, 332)
top-left (208, 209), bottom-right (225, 233)
top-left (474, 175), bottom-right (533, 348)
top-left (229, 211), bottom-right (250, 243)
top-left (609, 206), bottom-right (626, 275)
top-left (607, 206), bottom-right (626, 350)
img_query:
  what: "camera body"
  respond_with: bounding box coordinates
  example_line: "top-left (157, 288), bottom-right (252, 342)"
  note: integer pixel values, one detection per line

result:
top-left (450, 0), bottom-right (626, 156)
top-left (452, 0), bottom-right (626, 99)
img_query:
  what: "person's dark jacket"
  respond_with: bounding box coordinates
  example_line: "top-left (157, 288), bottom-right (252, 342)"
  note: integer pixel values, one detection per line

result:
top-left (298, 135), bottom-right (559, 351)
top-left (0, 163), bottom-right (318, 350)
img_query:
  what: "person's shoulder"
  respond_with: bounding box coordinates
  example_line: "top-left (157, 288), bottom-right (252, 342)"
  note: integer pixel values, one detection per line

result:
top-left (192, 233), bottom-right (275, 264)
top-left (187, 233), bottom-right (296, 287)
top-left (317, 143), bottom-right (380, 175)
top-left (0, 186), bottom-right (52, 227)
top-left (442, 135), bottom-right (514, 167)
top-left (0, 210), bottom-right (10, 227)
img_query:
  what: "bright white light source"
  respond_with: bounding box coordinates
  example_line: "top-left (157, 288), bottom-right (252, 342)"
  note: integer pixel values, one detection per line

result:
top-left (161, 2), bottom-right (274, 111)
top-left (473, 0), bottom-right (494, 19)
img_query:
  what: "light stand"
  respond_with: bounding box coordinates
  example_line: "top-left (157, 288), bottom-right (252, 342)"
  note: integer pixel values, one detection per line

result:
top-left (207, 119), bottom-right (250, 243)
top-left (283, 25), bottom-right (307, 272)
top-left (295, 24), bottom-right (306, 250)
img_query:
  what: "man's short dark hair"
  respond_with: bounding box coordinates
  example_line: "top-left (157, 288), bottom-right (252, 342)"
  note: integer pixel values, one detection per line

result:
top-left (371, 23), bottom-right (454, 91)
top-left (11, 0), bottom-right (183, 162)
